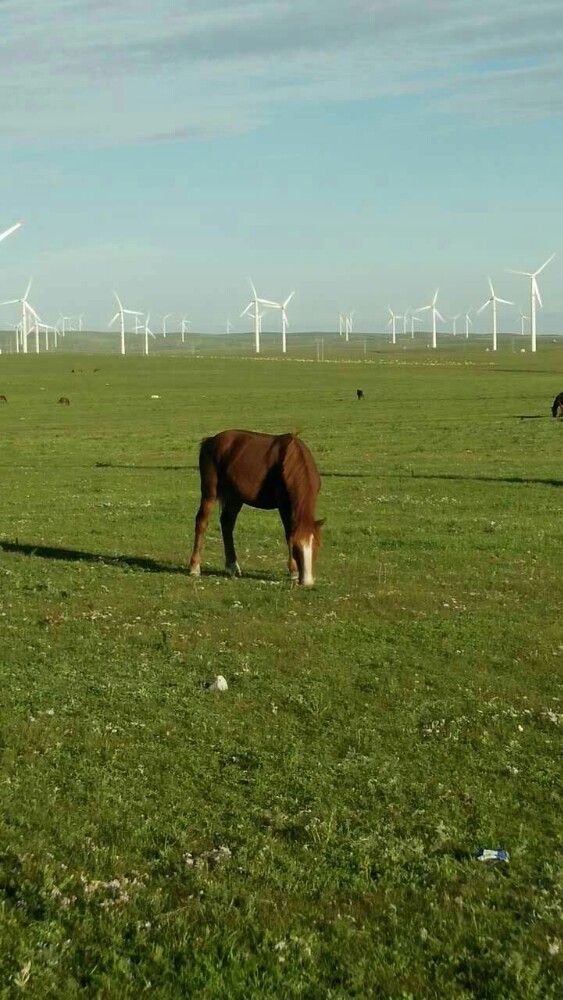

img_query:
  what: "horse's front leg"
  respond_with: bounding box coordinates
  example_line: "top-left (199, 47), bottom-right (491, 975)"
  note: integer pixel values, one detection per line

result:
top-left (189, 495), bottom-right (216, 576)
top-left (220, 499), bottom-right (243, 577)
top-left (279, 505), bottom-right (298, 581)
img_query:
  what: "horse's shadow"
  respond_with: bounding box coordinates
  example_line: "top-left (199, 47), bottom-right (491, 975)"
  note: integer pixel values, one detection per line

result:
top-left (0, 541), bottom-right (279, 582)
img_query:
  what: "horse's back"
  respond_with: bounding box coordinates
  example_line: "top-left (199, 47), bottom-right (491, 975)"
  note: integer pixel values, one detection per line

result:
top-left (198, 430), bottom-right (319, 509)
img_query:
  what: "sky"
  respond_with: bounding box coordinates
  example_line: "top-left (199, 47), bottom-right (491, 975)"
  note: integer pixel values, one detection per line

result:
top-left (1, 0), bottom-right (563, 336)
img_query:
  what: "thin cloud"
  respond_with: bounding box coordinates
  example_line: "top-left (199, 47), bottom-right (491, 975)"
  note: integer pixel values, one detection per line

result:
top-left (0, 1), bottom-right (562, 141)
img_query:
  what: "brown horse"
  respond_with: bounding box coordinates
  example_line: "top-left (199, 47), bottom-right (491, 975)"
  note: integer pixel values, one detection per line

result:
top-left (0, 395), bottom-right (7, 402)
top-left (58, 397), bottom-right (70, 406)
top-left (189, 430), bottom-right (323, 585)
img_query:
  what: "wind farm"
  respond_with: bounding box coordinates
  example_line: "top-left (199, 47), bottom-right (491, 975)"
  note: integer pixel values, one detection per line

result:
top-left (2, 3), bottom-right (563, 996)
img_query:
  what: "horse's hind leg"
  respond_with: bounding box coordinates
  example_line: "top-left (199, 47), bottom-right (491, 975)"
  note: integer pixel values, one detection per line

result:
top-left (189, 458), bottom-right (218, 576)
top-left (220, 498), bottom-right (243, 577)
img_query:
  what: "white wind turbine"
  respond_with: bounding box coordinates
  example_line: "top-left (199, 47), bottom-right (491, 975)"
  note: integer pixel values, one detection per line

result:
top-left (270, 290), bottom-right (295, 354)
top-left (452, 313), bottom-right (461, 336)
top-left (464, 309), bottom-right (473, 339)
top-left (181, 316), bottom-right (191, 342)
top-left (142, 313), bottom-right (156, 356)
top-left (403, 309), bottom-right (409, 335)
top-left (226, 317), bottom-right (233, 334)
top-left (411, 313), bottom-right (423, 338)
top-left (1, 278), bottom-right (40, 355)
top-left (508, 254), bottom-right (555, 353)
top-left (345, 311), bottom-right (355, 342)
top-left (477, 278), bottom-right (513, 352)
top-left (162, 313), bottom-right (174, 338)
top-left (415, 289), bottom-right (444, 349)
top-left (519, 310), bottom-right (529, 336)
top-left (388, 308), bottom-right (402, 345)
top-left (109, 292), bottom-right (143, 355)
top-left (339, 313), bottom-right (345, 337)
top-left (240, 279), bottom-right (278, 354)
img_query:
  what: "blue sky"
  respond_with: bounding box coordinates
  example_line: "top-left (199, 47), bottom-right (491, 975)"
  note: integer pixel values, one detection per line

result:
top-left (1, 0), bottom-right (562, 335)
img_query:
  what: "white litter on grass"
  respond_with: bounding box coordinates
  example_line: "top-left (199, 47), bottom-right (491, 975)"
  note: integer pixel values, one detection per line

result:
top-left (150, 394), bottom-right (161, 399)
top-left (207, 675), bottom-right (228, 691)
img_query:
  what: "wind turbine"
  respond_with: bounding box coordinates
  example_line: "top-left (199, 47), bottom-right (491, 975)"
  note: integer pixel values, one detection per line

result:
top-left (508, 254), bottom-right (555, 353)
top-left (240, 279), bottom-right (278, 354)
top-left (181, 317), bottom-right (191, 342)
top-left (411, 313), bottom-right (423, 338)
top-left (1, 278), bottom-right (39, 355)
top-left (464, 309), bottom-right (473, 339)
top-left (477, 278), bottom-right (513, 352)
top-left (339, 314), bottom-right (345, 337)
top-left (403, 309), bottom-right (409, 335)
top-left (162, 313), bottom-right (174, 338)
top-left (452, 313), bottom-right (461, 336)
top-left (270, 291), bottom-right (295, 354)
top-left (415, 289), bottom-right (444, 349)
top-left (345, 311), bottom-right (355, 342)
top-left (142, 313), bottom-right (156, 356)
top-left (109, 292), bottom-right (143, 355)
top-left (519, 310), bottom-right (529, 336)
top-left (388, 308), bottom-right (402, 345)
top-left (0, 221), bottom-right (22, 245)
top-left (226, 317), bottom-right (233, 335)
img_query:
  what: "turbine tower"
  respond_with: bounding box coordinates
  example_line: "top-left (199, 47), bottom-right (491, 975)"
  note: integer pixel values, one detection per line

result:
top-left (452, 313), bottom-right (461, 336)
top-left (508, 254), bottom-right (555, 353)
top-left (143, 313), bottom-right (156, 356)
top-left (109, 292), bottom-right (143, 356)
top-left (415, 289), bottom-right (444, 349)
top-left (519, 311), bottom-right (529, 336)
top-left (477, 278), bottom-right (513, 352)
top-left (162, 313), bottom-right (173, 338)
top-left (181, 317), bottom-right (191, 342)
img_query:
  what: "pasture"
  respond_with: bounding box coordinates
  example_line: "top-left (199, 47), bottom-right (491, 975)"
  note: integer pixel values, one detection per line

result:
top-left (0, 345), bottom-right (562, 998)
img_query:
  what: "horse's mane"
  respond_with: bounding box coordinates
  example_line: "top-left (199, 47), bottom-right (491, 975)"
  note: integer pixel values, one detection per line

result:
top-left (281, 433), bottom-right (319, 527)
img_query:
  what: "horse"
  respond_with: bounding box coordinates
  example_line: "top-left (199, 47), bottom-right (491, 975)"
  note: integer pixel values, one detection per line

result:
top-left (551, 392), bottom-right (563, 417)
top-left (356, 389), bottom-right (364, 400)
top-left (189, 430), bottom-right (324, 586)
top-left (58, 397), bottom-right (70, 406)
top-left (0, 395), bottom-right (7, 402)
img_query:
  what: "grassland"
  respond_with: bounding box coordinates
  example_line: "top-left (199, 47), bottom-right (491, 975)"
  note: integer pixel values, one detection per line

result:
top-left (0, 341), bottom-right (562, 998)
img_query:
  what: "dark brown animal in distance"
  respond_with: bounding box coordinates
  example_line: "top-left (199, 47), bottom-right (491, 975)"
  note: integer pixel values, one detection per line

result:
top-left (0, 394), bottom-right (7, 402)
top-left (551, 391), bottom-right (563, 417)
top-left (189, 430), bottom-right (324, 585)
top-left (356, 389), bottom-right (364, 400)
top-left (58, 396), bottom-right (70, 406)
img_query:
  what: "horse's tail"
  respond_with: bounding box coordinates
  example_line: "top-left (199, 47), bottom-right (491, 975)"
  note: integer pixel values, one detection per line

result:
top-left (197, 436), bottom-right (219, 498)
top-left (552, 394), bottom-right (562, 417)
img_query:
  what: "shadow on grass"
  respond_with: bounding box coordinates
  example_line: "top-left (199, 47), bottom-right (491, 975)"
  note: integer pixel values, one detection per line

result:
top-left (0, 540), bottom-right (280, 581)
top-left (95, 463), bottom-right (199, 472)
top-left (411, 473), bottom-right (563, 487)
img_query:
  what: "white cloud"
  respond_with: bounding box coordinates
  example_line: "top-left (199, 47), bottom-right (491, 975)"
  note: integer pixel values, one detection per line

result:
top-left (0, 1), bottom-right (562, 142)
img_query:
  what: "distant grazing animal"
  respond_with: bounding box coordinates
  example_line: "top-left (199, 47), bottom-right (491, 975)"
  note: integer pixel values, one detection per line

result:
top-left (552, 392), bottom-right (563, 417)
top-left (0, 395), bottom-right (7, 402)
top-left (356, 389), bottom-right (364, 400)
top-left (58, 396), bottom-right (70, 406)
top-left (189, 430), bottom-right (324, 586)
top-left (94, 368), bottom-right (101, 373)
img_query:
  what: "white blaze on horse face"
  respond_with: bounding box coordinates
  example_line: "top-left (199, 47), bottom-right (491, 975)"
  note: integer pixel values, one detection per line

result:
top-left (301, 534), bottom-right (315, 586)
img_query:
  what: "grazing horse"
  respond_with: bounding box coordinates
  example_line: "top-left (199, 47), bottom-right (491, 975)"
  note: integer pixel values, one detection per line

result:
top-left (551, 392), bottom-right (563, 417)
top-left (189, 430), bottom-right (323, 586)
top-left (58, 396), bottom-right (70, 406)
top-left (356, 389), bottom-right (364, 400)
top-left (0, 394), bottom-right (7, 402)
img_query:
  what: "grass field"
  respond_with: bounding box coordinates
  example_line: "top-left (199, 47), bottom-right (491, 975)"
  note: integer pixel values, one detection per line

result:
top-left (0, 343), bottom-right (562, 998)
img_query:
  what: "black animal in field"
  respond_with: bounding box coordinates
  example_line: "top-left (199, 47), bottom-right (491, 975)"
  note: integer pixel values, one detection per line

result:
top-left (58, 396), bottom-right (71, 406)
top-left (551, 392), bottom-right (563, 417)
top-left (356, 389), bottom-right (364, 400)
top-left (0, 394), bottom-right (7, 402)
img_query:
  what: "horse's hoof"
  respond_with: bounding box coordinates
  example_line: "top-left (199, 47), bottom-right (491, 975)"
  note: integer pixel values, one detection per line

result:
top-left (226, 561), bottom-right (242, 578)
top-left (290, 571), bottom-right (299, 582)
top-left (189, 565), bottom-right (201, 577)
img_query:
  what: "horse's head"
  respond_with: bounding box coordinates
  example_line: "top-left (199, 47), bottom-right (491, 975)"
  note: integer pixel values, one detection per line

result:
top-left (294, 519), bottom-right (324, 586)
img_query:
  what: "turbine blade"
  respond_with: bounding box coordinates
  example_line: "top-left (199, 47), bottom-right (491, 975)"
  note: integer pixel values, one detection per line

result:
top-left (477, 301), bottom-right (489, 314)
top-left (435, 309), bottom-right (445, 323)
top-left (432, 288), bottom-right (439, 305)
top-left (283, 290), bottom-right (295, 308)
top-left (533, 278), bottom-right (543, 307)
top-left (114, 291), bottom-right (123, 309)
top-left (508, 269), bottom-right (532, 277)
top-left (248, 277), bottom-right (258, 298)
top-left (415, 305), bottom-right (431, 313)
top-left (496, 297), bottom-right (513, 305)
top-left (488, 277), bottom-right (494, 296)
top-left (535, 252), bottom-right (556, 276)
top-left (109, 313), bottom-right (119, 326)
top-left (0, 298), bottom-right (20, 306)
top-left (0, 221), bottom-right (22, 244)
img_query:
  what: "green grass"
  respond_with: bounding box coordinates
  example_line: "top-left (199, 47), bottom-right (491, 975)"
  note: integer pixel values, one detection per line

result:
top-left (0, 346), bottom-right (562, 998)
